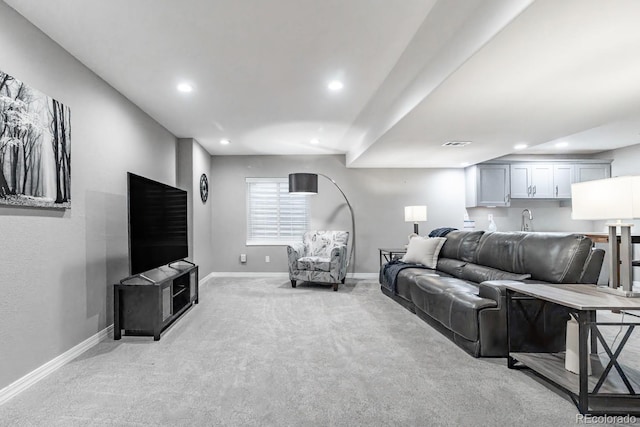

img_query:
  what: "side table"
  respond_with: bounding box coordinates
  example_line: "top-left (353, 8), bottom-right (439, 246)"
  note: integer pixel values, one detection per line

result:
top-left (378, 248), bottom-right (407, 267)
top-left (505, 283), bottom-right (640, 416)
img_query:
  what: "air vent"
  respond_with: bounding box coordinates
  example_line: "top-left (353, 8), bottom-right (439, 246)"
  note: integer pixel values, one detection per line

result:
top-left (442, 141), bottom-right (472, 147)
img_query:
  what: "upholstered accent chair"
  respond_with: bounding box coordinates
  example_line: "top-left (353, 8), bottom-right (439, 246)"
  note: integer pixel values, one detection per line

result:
top-left (287, 230), bottom-right (349, 291)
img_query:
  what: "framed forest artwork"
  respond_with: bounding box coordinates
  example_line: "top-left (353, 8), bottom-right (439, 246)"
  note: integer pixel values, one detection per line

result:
top-left (0, 69), bottom-right (71, 209)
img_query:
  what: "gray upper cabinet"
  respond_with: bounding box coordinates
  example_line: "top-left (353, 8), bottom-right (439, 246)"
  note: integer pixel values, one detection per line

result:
top-left (510, 163), bottom-right (555, 198)
top-left (510, 164), bottom-right (531, 198)
top-left (531, 164), bottom-right (554, 198)
top-left (553, 164), bottom-right (574, 198)
top-left (575, 163), bottom-right (610, 182)
top-left (465, 164), bottom-right (510, 207)
top-left (466, 161), bottom-right (611, 206)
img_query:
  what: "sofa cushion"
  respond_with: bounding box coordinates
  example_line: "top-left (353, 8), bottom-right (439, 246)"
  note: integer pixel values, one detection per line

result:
top-left (297, 256), bottom-right (330, 272)
top-left (475, 232), bottom-right (527, 273)
top-left (475, 232), bottom-right (594, 283)
top-left (436, 258), bottom-right (466, 278)
top-left (439, 231), bottom-right (484, 262)
top-left (410, 276), bottom-right (479, 328)
top-left (396, 268), bottom-right (441, 302)
top-left (460, 264), bottom-right (531, 283)
top-left (401, 236), bottom-right (446, 268)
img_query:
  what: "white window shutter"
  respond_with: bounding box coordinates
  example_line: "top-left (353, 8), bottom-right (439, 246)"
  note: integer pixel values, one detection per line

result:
top-left (246, 178), bottom-right (309, 245)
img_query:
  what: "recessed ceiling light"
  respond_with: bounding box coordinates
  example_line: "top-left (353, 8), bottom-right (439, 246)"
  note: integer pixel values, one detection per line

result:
top-left (555, 142), bottom-right (569, 148)
top-left (514, 144), bottom-right (528, 150)
top-left (310, 138), bottom-right (320, 145)
top-left (177, 83), bottom-right (193, 93)
top-left (328, 80), bottom-right (344, 91)
top-left (220, 139), bottom-right (230, 145)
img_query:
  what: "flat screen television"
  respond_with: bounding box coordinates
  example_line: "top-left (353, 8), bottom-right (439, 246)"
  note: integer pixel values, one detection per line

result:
top-left (128, 173), bottom-right (188, 275)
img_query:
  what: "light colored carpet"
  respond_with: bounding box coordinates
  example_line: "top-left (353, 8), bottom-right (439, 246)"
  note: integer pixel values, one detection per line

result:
top-left (0, 277), bottom-right (637, 426)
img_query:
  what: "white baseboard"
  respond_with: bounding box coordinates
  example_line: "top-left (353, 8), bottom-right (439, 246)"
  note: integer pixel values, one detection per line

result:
top-left (208, 272), bottom-right (289, 278)
top-left (199, 271), bottom-right (217, 284)
top-left (0, 324), bottom-right (113, 406)
top-left (207, 272), bottom-right (378, 280)
top-left (349, 273), bottom-right (378, 279)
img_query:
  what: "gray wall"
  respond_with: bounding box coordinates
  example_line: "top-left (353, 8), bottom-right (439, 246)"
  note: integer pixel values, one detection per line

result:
top-left (192, 140), bottom-right (214, 277)
top-left (599, 143), bottom-right (640, 178)
top-left (209, 150), bottom-right (640, 278)
top-left (176, 138), bottom-right (214, 278)
top-left (177, 139), bottom-right (194, 263)
top-left (0, 4), bottom-right (177, 390)
top-left (210, 155), bottom-right (466, 274)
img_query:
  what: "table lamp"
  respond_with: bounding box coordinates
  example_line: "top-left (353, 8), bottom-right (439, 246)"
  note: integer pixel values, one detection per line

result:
top-left (405, 205), bottom-right (427, 235)
top-left (571, 176), bottom-right (640, 297)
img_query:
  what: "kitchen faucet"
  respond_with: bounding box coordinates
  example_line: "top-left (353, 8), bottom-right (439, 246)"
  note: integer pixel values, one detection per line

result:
top-left (521, 209), bottom-right (533, 231)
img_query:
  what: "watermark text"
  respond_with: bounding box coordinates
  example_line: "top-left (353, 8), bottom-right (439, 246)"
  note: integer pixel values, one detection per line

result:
top-left (576, 414), bottom-right (637, 424)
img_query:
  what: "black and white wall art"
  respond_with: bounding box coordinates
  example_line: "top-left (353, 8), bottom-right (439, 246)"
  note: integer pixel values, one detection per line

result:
top-left (0, 69), bottom-right (71, 209)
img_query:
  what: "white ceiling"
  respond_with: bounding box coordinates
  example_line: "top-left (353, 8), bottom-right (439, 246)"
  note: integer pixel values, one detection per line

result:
top-left (6, 0), bottom-right (640, 167)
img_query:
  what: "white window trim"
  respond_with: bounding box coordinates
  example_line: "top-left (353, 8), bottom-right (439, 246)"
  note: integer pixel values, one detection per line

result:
top-left (246, 177), bottom-right (310, 246)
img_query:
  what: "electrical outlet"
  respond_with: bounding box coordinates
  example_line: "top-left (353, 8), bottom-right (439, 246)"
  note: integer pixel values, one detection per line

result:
top-left (240, 254), bottom-right (247, 263)
top-left (488, 213), bottom-right (493, 221)
top-left (265, 255), bottom-right (270, 263)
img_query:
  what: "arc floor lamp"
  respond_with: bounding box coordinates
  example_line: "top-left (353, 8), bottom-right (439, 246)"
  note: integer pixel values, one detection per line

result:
top-left (288, 173), bottom-right (355, 273)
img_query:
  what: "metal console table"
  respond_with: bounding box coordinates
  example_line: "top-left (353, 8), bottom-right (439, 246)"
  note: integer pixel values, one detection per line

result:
top-left (378, 248), bottom-right (407, 267)
top-left (505, 283), bottom-right (640, 416)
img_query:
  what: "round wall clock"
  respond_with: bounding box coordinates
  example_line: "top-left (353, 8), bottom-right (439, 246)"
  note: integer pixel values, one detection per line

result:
top-left (199, 173), bottom-right (209, 203)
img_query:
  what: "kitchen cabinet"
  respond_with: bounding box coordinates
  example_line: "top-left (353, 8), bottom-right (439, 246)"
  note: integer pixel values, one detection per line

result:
top-left (575, 164), bottom-right (610, 183)
top-left (465, 160), bottom-right (611, 206)
top-left (510, 163), bottom-right (554, 199)
top-left (510, 162), bottom-right (609, 199)
top-left (465, 164), bottom-right (510, 207)
top-left (553, 164), bottom-right (574, 198)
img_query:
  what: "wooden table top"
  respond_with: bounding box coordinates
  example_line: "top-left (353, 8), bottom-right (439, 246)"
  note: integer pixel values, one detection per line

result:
top-left (504, 283), bottom-right (640, 311)
top-left (582, 232), bottom-right (640, 244)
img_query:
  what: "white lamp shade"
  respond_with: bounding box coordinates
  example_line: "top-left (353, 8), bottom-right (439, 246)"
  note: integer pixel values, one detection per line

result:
top-left (571, 176), bottom-right (640, 220)
top-left (405, 205), bottom-right (427, 222)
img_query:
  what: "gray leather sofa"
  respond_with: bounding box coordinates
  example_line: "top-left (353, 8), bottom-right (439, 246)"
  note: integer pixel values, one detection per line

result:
top-left (380, 231), bottom-right (605, 357)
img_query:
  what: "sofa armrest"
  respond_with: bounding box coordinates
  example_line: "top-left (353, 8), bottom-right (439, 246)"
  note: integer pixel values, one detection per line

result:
top-left (475, 280), bottom-right (524, 356)
top-left (329, 244), bottom-right (347, 258)
top-left (478, 280), bottom-right (525, 306)
top-left (579, 248), bottom-right (605, 284)
top-left (480, 280), bottom-right (576, 354)
top-left (286, 242), bottom-right (306, 270)
top-left (329, 245), bottom-right (348, 279)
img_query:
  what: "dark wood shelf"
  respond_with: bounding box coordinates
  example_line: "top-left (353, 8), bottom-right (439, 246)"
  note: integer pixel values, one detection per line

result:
top-left (511, 352), bottom-right (640, 395)
top-left (506, 283), bottom-right (640, 415)
top-left (172, 286), bottom-right (187, 298)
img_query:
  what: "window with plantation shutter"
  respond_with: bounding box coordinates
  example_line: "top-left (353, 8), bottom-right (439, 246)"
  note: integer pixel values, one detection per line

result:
top-left (246, 178), bottom-right (310, 245)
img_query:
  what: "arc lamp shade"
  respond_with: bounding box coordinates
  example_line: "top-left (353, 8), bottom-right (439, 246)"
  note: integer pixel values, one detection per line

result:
top-left (288, 173), bottom-right (318, 194)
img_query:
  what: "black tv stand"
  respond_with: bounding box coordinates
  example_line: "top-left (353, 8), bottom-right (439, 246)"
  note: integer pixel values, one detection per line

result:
top-left (168, 259), bottom-right (194, 270)
top-left (114, 261), bottom-right (198, 341)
